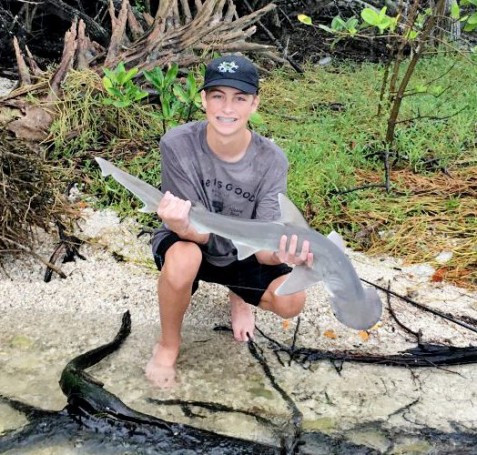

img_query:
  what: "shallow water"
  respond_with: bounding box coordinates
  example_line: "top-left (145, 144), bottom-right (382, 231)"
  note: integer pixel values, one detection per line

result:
top-left (1, 309), bottom-right (477, 454)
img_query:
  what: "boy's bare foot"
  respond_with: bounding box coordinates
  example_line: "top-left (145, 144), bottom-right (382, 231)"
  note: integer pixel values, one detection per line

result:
top-left (145, 342), bottom-right (179, 388)
top-left (229, 292), bottom-right (255, 341)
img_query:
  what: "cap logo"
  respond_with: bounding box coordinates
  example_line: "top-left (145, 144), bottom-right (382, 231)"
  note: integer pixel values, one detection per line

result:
top-left (218, 61), bottom-right (239, 73)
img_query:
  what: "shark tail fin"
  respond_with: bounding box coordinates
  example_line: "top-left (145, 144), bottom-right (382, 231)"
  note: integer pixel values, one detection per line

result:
top-left (96, 157), bottom-right (113, 176)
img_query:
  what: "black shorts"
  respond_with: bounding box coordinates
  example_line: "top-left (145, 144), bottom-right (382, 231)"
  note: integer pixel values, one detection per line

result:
top-left (153, 232), bottom-right (292, 306)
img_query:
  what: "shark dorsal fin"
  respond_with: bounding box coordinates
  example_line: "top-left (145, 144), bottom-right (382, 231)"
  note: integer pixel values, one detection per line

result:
top-left (278, 193), bottom-right (309, 228)
top-left (327, 230), bottom-right (346, 251)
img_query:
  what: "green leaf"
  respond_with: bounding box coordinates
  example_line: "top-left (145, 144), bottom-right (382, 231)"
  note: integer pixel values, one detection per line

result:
top-left (162, 102), bottom-right (171, 118)
top-left (451, 1), bottom-right (460, 19)
top-left (123, 67), bottom-right (139, 83)
top-left (113, 99), bottom-right (131, 108)
top-left (331, 16), bottom-right (346, 30)
top-left (165, 64), bottom-right (179, 86)
top-left (146, 68), bottom-right (165, 90)
top-left (107, 87), bottom-right (123, 97)
top-left (102, 76), bottom-right (113, 90)
top-left (186, 72), bottom-right (197, 93)
top-left (173, 85), bottom-right (188, 103)
top-left (298, 14), bottom-right (313, 25)
top-left (346, 18), bottom-right (359, 30)
top-left (103, 68), bottom-right (115, 81)
top-left (133, 91), bottom-right (149, 101)
top-left (468, 12), bottom-right (477, 24)
top-left (464, 21), bottom-right (477, 31)
top-left (115, 63), bottom-right (127, 84)
top-left (361, 8), bottom-right (379, 26)
top-left (388, 16), bottom-right (399, 32)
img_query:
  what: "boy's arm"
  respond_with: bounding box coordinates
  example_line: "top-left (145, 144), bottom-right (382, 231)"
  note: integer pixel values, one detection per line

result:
top-left (157, 191), bottom-right (209, 244)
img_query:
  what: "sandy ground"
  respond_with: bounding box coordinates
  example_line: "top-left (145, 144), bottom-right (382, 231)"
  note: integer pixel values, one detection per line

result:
top-left (1, 209), bottom-right (477, 454)
top-left (0, 77), bottom-right (16, 95)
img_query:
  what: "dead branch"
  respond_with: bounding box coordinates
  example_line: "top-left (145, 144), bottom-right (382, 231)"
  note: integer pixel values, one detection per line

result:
top-left (118, 0), bottom-right (277, 71)
top-left (48, 19), bottom-right (78, 99)
top-left (76, 19), bottom-right (90, 70)
top-left (105, 0), bottom-right (130, 67)
top-left (7, 0), bottom-right (281, 91)
top-left (127, 3), bottom-right (145, 40)
top-left (25, 45), bottom-right (43, 76)
top-left (13, 37), bottom-right (31, 86)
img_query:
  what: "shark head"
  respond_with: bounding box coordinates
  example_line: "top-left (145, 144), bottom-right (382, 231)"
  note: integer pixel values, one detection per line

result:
top-left (330, 287), bottom-right (382, 330)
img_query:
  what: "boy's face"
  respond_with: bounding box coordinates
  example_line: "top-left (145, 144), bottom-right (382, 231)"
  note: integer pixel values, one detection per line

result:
top-left (201, 86), bottom-right (259, 138)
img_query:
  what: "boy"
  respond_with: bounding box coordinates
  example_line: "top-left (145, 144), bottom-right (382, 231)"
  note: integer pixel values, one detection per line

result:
top-left (146, 55), bottom-right (313, 388)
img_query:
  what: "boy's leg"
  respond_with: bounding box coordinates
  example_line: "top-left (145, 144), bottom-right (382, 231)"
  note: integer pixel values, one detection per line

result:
top-left (146, 241), bottom-right (202, 388)
top-left (229, 273), bottom-right (305, 342)
top-left (229, 291), bottom-right (255, 341)
top-left (258, 274), bottom-right (306, 318)
top-left (202, 256), bottom-right (303, 337)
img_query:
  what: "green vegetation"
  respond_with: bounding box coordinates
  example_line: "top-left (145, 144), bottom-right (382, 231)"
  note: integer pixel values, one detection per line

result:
top-left (144, 63), bottom-right (203, 130)
top-left (45, 53), bottom-right (476, 288)
top-left (256, 53), bottom-right (476, 287)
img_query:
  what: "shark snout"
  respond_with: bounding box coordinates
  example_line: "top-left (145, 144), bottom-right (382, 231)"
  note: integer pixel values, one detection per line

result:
top-left (331, 287), bottom-right (383, 330)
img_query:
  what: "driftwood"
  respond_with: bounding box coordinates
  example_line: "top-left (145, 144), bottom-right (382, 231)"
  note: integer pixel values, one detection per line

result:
top-left (7, 0), bottom-right (280, 98)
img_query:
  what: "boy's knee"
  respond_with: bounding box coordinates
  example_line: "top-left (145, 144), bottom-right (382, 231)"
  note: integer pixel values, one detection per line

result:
top-left (266, 291), bottom-right (306, 319)
top-left (159, 242), bottom-right (202, 289)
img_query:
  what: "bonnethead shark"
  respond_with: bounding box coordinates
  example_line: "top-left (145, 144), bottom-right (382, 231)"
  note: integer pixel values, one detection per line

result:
top-left (95, 157), bottom-right (382, 330)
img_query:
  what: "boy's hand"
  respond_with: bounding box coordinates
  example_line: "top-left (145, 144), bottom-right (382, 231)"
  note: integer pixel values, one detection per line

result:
top-left (275, 234), bottom-right (313, 267)
top-left (157, 191), bottom-right (192, 237)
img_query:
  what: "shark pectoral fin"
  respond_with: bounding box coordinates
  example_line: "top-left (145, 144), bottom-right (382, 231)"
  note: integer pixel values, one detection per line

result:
top-left (234, 242), bottom-right (260, 260)
top-left (278, 193), bottom-right (310, 228)
top-left (275, 265), bottom-right (320, 295)
top-left (327, 230), bottom-right (346, 251)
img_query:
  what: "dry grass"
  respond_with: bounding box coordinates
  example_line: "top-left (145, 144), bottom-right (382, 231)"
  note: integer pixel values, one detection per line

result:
top-left (0, 132), bottom-right (76, 259)
top-left (338, 166), bottom-right (477, 289)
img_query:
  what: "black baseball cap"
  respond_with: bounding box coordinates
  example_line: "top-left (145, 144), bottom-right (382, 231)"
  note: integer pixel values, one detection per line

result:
top-left (200, 55), bottom-right (259, 94)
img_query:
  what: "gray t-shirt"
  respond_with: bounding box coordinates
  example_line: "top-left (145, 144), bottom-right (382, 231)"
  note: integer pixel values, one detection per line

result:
top-left (152, 120), bottom-right (288, 266)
